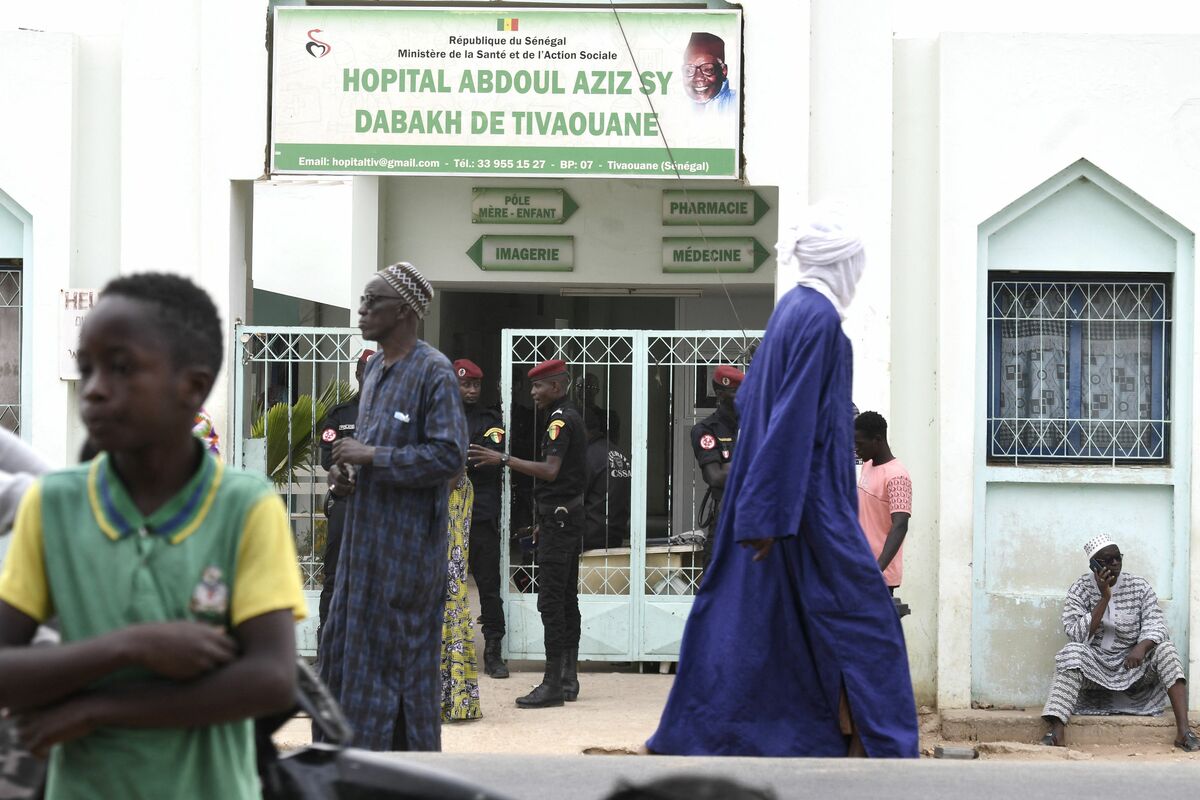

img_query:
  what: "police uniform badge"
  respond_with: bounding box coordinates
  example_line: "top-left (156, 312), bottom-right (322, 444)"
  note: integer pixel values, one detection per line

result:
top-left (484, 426), bottom-right (505, 444)
top-left (457, 367), bottom-right (467, 377)
top-left (699, 433), bottom-right (717, 450)
top-left (190, 565), bottom-right (229, 625)
top-left (321, 426), bottom-right (337, 443)
top-left (548, 419), bottom-right (566, 441)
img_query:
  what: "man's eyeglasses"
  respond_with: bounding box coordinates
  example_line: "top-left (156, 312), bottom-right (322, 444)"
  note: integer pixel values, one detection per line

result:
top-left (682, 62), bottom-right (724, 79)
top-left (359, 293), bottom-right (403, 310)
top-left (1094, 552), bottom-right (1123, 567)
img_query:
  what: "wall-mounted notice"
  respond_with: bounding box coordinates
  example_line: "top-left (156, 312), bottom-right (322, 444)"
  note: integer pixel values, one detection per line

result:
top-left (59, 289), bottom-right (97, 380)
top-left (467, 236), bottom-right (575, 271)
top-left (271, 7), bottom-right (741, 178)
top-left (662, 237), bottom-right (769, 273)
top-left (471, 188), bottom-right (578, 223)
top-left (662, 189), bottom-right (769, 226)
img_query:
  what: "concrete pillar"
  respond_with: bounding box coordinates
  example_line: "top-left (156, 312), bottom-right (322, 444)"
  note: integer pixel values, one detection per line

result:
top-left (806, 0), bottom-right (894, 419)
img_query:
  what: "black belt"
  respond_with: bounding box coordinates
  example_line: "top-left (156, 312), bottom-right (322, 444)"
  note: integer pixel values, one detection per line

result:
top-left (537, 496), bottom-right (584, 516)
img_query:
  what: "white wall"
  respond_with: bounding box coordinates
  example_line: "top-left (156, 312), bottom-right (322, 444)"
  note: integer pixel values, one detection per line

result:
top-left (934, 33), bottom-right (1200, 709)
top-left (0, 0), bottom-right (269, 460)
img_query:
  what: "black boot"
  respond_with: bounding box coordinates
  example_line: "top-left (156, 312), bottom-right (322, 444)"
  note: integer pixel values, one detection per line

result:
top-left (561, 648), bottom-right (579, 702)
top-left (484, 638), bottom-right (509, 679)
top-left (516, 655), bottom-right (565, 709)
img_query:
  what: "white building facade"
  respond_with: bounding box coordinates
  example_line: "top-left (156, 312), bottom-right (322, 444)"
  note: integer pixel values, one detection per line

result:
top-left (3, 0), bottom-right (1199, 711)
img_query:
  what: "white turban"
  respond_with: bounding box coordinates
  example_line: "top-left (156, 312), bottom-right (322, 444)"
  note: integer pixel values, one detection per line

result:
top-left (776, 207), bottom-right (866, 319)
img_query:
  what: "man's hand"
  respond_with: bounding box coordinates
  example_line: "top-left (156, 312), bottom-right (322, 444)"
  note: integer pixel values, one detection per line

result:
top-left (332, 438), bottom-right (374, 466)
top-left (468, 444), bottom-right (503, 467)
top-left (1124, 642), bottom-right (1150, 669)
top-left (741, 537), bottom-right (775, 562)
top-left (1094, 566), bottom-right (1116, 600)
top-left (121, 622), bottom-right (236, 680)
top-left (17, 694), bottom-right (105, 758)
top-left (327, 464), bottom-right (355, 496)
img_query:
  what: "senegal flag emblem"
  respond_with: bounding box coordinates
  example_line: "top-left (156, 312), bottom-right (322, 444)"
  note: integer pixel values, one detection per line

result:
top-left (484, 426), bottom-right (505, 444)
top-left (497, 17), bottom-right (519, 32)
top-left (547, 419), bottom-right (565, 440)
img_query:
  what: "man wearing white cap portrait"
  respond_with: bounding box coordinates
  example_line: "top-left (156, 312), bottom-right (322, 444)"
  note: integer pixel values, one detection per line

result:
top-left (1041, 534), bottom-right (1199, 751)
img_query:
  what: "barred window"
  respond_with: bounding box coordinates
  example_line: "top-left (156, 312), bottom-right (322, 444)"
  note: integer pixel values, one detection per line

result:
top-left (987, 275), bottom-right (1170, 464)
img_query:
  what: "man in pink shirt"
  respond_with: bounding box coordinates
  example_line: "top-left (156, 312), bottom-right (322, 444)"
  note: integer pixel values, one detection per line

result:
top-left (854, 411), bottom-right (912, 593)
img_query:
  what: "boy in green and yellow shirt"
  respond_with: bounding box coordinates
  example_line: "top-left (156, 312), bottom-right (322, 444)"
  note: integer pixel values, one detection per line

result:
top-left (0, 274), bottom-right (306, 799)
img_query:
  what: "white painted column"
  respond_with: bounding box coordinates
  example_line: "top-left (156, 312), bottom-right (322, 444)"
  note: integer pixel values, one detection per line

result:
top-left (742, 0), bottom-right (810, 298)
top-left (120, 0), bottom-right (202, 277)
top-left (349, 177), bottom-right (381, 308)
top-left (806, 0), bottom-right (894, 419)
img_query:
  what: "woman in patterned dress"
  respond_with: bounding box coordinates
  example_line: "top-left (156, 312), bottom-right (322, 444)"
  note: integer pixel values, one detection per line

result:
top-left (441, 473), bottom-right (482, 722)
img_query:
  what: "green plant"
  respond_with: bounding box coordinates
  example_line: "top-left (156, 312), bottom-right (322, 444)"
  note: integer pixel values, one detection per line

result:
top-left (250, 378), bottom-right (356, 485)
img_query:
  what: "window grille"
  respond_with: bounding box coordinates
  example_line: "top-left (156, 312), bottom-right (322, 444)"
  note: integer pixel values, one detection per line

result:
top-left (987, 276), bottom-right (1170, 464)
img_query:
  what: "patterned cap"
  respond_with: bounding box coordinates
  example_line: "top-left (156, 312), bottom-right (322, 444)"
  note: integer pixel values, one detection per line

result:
top-left (528, 358), bottom-right (568, 381)
top-left (377, 262), bottom-right (434, 319)
top-left (1083, 534), bottom-right (1116, 558)
top-left (453, 358), bottom-right (483, 379)
top-left (713, 365), bottom-right (745, 388)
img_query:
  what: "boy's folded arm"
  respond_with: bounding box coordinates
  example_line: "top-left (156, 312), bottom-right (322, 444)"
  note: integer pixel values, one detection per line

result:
top-left (0, 601), bottom-right (139, 711)
top-left (82, 609), bottom-right (297, 729)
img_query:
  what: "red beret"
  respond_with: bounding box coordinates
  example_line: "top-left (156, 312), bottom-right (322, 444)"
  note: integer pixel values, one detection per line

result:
top-left (713, 365), bottom-right (745, 388)
top-left (358, 349), bottom-right (376, 364)
top-left (453, 358), bottom-right (483, 379)
top-left (528, 358), bottom-right (568, 381)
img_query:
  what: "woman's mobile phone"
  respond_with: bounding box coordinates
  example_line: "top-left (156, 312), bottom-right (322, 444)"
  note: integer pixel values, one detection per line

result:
top-left (1089, 557), bottom-right (1103, 573)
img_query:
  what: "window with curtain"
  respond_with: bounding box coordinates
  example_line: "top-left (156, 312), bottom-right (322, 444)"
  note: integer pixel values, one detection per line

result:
top-left (988, 275), bottom-right (1170, 464)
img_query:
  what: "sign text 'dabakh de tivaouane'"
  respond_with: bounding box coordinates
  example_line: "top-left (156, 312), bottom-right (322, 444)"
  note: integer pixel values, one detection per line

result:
top-left (271, 7), bottom-right (741, 179)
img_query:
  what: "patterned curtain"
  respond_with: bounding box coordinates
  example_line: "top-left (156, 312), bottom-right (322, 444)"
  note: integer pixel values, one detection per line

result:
top-left (1082, 320), bottom-right (1154, 455)
top-left (996, 319), bottom-right (1068, 453)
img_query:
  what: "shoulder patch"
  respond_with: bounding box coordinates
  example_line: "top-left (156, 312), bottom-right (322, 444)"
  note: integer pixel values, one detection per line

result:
top-left (483, 426), bottom-right (505, 444)
top-left (321, 428), bottom-right (337, 443)
top-left (547, 419), bottom-right (566, 440)
top-left (551, 408), bottom-right (564, 417)
top-left (699, 433), bottom-right (717, 451)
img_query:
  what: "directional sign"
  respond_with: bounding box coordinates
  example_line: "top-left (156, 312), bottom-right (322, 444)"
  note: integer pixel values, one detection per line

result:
top-left (467, 236), bottom-right (574, 271)
top-left (661, 237), bottom-right (771, 273)
top-left (471, 188), bottom-right (579, 224)
top-left (661, 190), bottom-right (770, 226)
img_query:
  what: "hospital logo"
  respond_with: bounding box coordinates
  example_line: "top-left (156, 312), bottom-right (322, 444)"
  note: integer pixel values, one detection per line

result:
top-left (306, 28), bottom-right (332, 58)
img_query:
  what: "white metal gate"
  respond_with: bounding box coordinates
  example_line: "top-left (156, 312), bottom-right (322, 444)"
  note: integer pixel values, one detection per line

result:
top-left (232, 325), bottom-right (365, 655)
top-left (501, 329), bottom-right (761, 662)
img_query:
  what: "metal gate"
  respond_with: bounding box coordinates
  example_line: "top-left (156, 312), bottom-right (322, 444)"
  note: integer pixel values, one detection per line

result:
top-left (501, 329), bottom-right (761, 662)
top-left (232, 325), bottom-right (365, 656)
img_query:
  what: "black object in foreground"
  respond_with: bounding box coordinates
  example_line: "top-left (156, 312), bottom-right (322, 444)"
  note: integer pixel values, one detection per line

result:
top-left (893, 596), bottom-right (911, 619)
top-left (256, 659), bottom-right (513, 800)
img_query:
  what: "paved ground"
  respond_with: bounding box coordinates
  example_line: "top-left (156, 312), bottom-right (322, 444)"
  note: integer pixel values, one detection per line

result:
top-left (309, 752), bottom-right (1200, 799)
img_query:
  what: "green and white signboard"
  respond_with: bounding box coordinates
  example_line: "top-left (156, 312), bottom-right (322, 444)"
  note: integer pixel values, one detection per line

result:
top-left (467, 236), bottom-right (574, 271)
top-left (471, 188), bottom-right (578, 223)
top-left (662, 190), bottom-right (769, 226)
top-left (662, 237), bottom-right (770, 273)
top-left (271, 7), bottom-right (741, 178)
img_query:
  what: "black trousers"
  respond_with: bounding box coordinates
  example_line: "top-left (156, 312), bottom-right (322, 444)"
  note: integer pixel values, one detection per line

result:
top-left (318, 494), bottom-right (347, 638)
top-left (536, 511), bottom-right (582, 660)
top-left (467, 516), bottom-right (505, 641)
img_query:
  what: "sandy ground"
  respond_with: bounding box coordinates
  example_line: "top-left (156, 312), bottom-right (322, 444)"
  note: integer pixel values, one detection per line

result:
top-left (273, 580), bottom-right (1200, 763)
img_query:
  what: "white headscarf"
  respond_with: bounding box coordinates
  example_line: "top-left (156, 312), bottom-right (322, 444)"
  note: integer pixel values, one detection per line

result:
top-left (776, 207), bottom-right (866, 319)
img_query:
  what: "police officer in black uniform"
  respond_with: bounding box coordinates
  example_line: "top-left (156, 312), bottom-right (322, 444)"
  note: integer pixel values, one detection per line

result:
top-left (469, 358), bottom-right (586, 709)
top-left (452, 357), bottom-right (509, 679)
top-left (316, 349), bottom-right (373, 638)
top-left (691, 364), bottom-right (744, 572)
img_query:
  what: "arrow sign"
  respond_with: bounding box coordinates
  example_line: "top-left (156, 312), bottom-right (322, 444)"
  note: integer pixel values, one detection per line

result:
top-left (661, 237), bottom-right (771, 273)
top-left (467, 236), bottom-right (574, 271)
top-left (471, 188), bottom-right (579, 224)
top-left (661, 190), bottom-right (770, 226)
